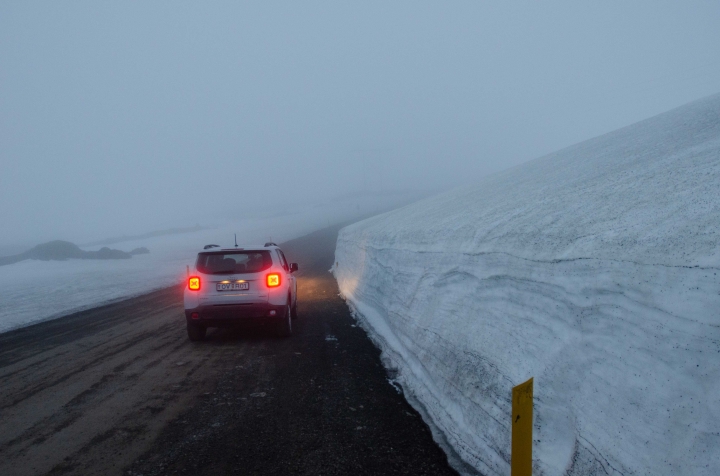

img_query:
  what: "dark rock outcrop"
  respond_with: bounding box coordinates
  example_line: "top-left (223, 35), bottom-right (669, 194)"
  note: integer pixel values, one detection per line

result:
top-left (26, 240), bottom-right (87, 260)
top-left (0, 240), bottom-right (137, 266)
top-left (88, 247), bottom-right (132, 260)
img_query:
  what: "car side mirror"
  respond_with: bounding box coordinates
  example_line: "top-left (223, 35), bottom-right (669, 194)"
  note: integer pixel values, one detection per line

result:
top-left (290, 263), bottom-right (299, 273)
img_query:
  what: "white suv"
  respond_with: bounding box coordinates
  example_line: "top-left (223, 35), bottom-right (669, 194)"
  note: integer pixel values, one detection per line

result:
top-left (184, 242), bottom-right (298, 341)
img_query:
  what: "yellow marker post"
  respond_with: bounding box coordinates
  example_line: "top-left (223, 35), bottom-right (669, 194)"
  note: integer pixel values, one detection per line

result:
top-left (511, 377), bottom-right (533, 476)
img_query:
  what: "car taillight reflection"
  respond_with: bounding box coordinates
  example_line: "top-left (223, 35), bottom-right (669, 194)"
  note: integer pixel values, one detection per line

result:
top-left (188, 276), bottom-right (201, 291)
top-left (266, 273), bottom-right (280, 288)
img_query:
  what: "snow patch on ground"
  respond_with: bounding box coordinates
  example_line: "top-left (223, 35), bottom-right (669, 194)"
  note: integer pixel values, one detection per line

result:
top-left (334, 95), bottom-right (720, 475)
top-left (0, 192), bottom-right (418, 334)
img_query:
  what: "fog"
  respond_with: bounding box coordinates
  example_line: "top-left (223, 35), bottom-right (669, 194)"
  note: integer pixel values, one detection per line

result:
top-left (1, 1), bottom-right (719, 247)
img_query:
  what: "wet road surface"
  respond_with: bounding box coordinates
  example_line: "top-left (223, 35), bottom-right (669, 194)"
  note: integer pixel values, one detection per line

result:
top-left (0, 224), bottom-right (457, 476)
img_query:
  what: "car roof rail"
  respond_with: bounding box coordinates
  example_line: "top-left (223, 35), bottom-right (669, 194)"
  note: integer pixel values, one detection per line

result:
top-left (203, 244), bottom-right (220, 250)
top-left (264, 242), bottom-right (278, 247)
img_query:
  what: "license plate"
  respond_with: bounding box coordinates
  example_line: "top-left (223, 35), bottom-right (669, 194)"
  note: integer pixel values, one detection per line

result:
top-left (216, 282), bottom-right (249, 291)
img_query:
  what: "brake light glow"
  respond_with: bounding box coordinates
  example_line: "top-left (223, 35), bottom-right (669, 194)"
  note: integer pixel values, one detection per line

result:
top-left (188, 276), bottom-right (201, 291)
top-left (266, 273), bottom-right (281, 288)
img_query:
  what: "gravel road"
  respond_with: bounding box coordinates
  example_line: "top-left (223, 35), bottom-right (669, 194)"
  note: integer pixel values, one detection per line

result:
top-left (0, 224), bottom-right (457, 476)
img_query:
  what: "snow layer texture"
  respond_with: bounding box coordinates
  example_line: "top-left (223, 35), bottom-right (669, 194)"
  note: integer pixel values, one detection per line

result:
top-left (334, 95), bottom-right (720, 475)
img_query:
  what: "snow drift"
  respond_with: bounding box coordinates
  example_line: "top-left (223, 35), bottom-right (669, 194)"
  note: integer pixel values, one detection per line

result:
top-left (334, 95), bottom-right (720, 475)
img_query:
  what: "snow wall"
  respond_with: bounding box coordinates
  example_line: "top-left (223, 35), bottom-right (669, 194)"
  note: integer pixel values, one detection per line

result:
top-left (334, 94), bottom-right (720, 476)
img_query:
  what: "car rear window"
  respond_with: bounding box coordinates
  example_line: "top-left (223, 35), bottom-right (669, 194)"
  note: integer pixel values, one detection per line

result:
top-left (196, 251), bottom-right (273, 275)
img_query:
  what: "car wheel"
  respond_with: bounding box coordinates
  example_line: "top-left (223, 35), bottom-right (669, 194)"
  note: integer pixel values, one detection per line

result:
top-left (187, 323), bottom-right (207, 342)
top-left (291, 300), bottom-right (298, 320)
top-left (277, 301), bottom-right (293, 337)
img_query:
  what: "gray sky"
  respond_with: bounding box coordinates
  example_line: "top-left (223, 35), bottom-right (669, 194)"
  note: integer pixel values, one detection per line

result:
top-left (2, 1), bottom-right (719, 245)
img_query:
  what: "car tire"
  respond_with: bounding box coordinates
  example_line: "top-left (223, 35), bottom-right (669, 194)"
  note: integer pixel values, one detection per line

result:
top-left (187, 323), bottom-right (207, 342)
top-left (291, 300), bottom-right (298, 320)
top-left (277, 301), bottom-right (293, 337)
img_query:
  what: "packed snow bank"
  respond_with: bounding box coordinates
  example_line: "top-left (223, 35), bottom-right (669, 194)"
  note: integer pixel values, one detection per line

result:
top-left (0, 191), bottom-right (419, 334)
top-left (334, 94), bottom-right (720, 475)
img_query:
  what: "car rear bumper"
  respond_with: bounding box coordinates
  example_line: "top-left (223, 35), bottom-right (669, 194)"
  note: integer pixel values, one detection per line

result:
top-left (185, 303), bottom-right (286, 327)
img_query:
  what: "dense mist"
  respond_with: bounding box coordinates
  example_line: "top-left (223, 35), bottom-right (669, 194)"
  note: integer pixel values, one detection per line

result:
top-left (2, 1), bottom-right (719, 246)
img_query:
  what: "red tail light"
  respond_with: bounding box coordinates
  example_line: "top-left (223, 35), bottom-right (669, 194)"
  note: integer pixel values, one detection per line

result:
top-left (266, 273), bottom-right (281, 288)
top-left (188, 276), bottom-right (201, 291)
